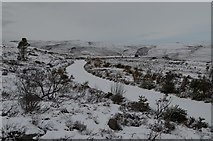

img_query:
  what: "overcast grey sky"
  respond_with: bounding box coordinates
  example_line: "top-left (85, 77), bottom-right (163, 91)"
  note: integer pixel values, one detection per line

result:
top-left (2, 2), bottom-right (211, 44)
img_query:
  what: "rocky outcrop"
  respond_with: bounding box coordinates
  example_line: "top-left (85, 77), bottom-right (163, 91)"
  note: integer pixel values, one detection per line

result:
top-left (135, 47), bottom-right (149, 57)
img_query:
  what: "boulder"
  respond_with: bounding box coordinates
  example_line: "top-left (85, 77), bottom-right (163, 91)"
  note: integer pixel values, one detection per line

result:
top-left (108, 118), bottom-right (122, 130)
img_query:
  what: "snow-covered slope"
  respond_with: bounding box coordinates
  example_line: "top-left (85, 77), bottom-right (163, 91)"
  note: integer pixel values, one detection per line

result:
top-left (26, 40), bottom-right (211, 62)
top-left (28, 40), bottom-right (124, 57)
top-left (147, 43), bottom-right (211, 62)
top-left (1, 40), bottom-right (212, 140)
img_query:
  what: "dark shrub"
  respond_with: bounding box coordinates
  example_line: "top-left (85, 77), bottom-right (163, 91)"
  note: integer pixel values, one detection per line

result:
top-left (73, 121), bottom-right (87, 132)
top-left (190, 77), bottom-right (212, 101)
top-left (2, 70), bottom-right (8, 75)
top-left (114, 113), bottom-right (145, 127)
top-left (104, 92), bottom-right (113, 99)
top-left (111, 94), bottom-right (124, 105)
top-left (160, 72), bottom-right (176, 94)
top-left (164, 120), bottom-right (176, 133)
top-left (149, 120), bottom-right (175, 135)
top-left (17, 68), bottom-right (71, 100)
top-left (129, 96), bottom-right (150, 112)
top-left (186, 117), bottom-right (208, 131)
top-left (192, 117), bottom-right (208, 130)
top-left (2, 91), bottom-right (10, 99)
top-left (140, 80), bottom-right (156, 90)
top-left (116, 63), bottom-right (124, 68)
top-left (124, 65), bottom-right (132, 74)
top-left (110, 83), bottom-right (125, 104)
top-left (179, 76), bottom-right (190, 92)
top-left (155, 96), bottom-right (171, 119)
top-left (133, 68), bottom-right (142, 83)
top-left (2, 123), bottom-right (27, 141)
top-left (164, 105), bottom-right (187, 123)
top-left (19, 93), bottom-right (41, 113)
top-left (103, 62), bottom-right (111, 67)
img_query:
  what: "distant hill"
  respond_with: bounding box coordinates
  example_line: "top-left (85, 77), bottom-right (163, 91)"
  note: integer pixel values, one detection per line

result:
top-left (6, 40), bottom-right (211, 62)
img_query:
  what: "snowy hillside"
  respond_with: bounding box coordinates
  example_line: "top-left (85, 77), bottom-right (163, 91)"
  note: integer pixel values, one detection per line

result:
top-left (1, 40), bottom-right (212, 140)
top-left (17, 40), bottom-right (211, 62)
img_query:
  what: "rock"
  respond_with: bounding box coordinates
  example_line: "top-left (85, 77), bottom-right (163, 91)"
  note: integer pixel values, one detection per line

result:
top-left (35, 60), bottom-right (42, 64)
top-left (2, 70), bottom-right (8, 75)
top-left (135, 47), bottom-right (149, 57)
top-left (48, 52), bottom-right (54, 55)
top-left (108, 118), bottom-right (122, 130)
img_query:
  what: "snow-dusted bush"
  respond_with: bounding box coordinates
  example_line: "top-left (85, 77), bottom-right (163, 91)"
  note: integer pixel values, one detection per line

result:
top-left (163, 120), bottom-right (176, 133)
top-left (132, 68), bottom-right (143, 83)
top-left (17, 67), bottom-right (71, 100)
top-left (147, 129), bottom-right (160, 141)
top-left (111, 94), bottom-right (125, 105)
top-left (160, 71), bottom-right (177, 94)
top-left (140, 80), bottom-right (156, 90)
top-left (149, 120), bottom-right (164, 133)
top-left (65, 119), bottom-right (87, 132)
top-left (31, 115), bottom-right (40, 126)
top-left (114, 112), bottom-right (147, 127)
top-left (186, 117), bottom-right (208, 130)
top-left (2, 91), bottom-right (11, 100)
top-left (149, 119), bottom-right (175, 137)
top-left (93, 58), bottom-right (103, 68)
top-left (110, 82), bottom-right (126, 96)
top-left (60, 107), bottom-right (69, 113)
top-left (124, 65), bottom-right (133, 74)
top-left (2, 123), bottom-right (26, 141)
top-left (155, 96), bottom-right (171, 120)
top-left (19, 93), bottom-right (41, 114)
top-left (73, 121), bottom-right (87, 132)
top-left (110, 82), bottom-right (126, 104)
top-left (2, 102), bottom-right (20, 117)
top-left (179, 76), bottom-right (190, 93)
top-left (65, 119), bottom-right (74, 131)
top-left (128, 96), bottom-right (150, 112)
top-left (82, 81), bottom-right (89, 88)
top-left (103, 62), bottom-right (111, 67)
top-left (193, 117), bottom-right (208, 130)
top-left (115, 63), bottom-right (125, 69)
top-left (99, 128), bottom-right (119, 139)
top-left (163, 105), bottom-right (187, 124)
top-left (87, 88), bottom-right (107, 103)
top-left (189, 77), bottom-right (212, 101)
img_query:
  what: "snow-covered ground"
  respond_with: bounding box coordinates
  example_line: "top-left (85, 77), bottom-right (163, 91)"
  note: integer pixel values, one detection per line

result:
top-left (28, 40), bottom-right (211, 78)
top-left (22, 40), bottom-right (211, 61)
top-left (1, 40), bottom-right (212, 140)
top-left (67, 60), bottom-right (212, 125)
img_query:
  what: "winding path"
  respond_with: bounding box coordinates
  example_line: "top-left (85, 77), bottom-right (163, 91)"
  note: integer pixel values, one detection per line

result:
top-left (67, 60), bottom-right (212, 125)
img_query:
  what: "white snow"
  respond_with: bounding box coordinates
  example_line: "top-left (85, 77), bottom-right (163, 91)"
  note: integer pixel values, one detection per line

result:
top-left (1, 40), bottom-right (212, 140)
top-left (67, 60), bottom-right (212, 125)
